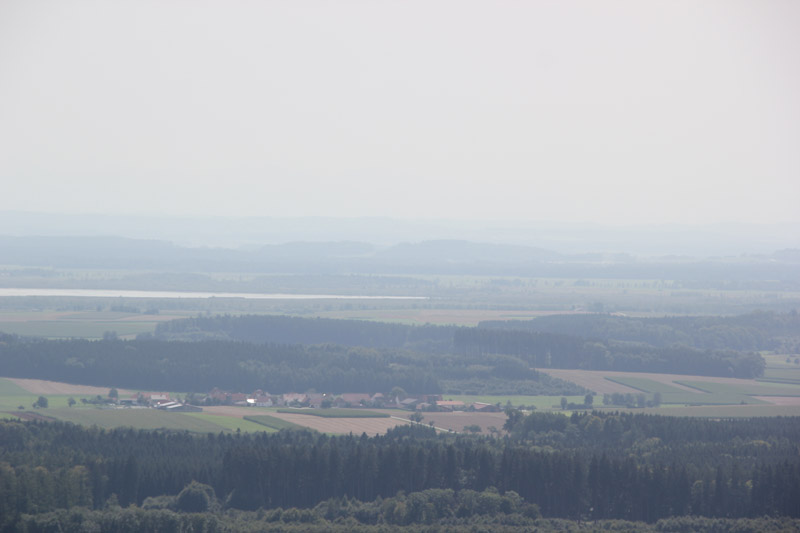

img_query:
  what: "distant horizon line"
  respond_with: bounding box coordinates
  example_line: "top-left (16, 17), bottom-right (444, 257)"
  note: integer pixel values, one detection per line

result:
top-left (3, 210), bottom-right (799, 228)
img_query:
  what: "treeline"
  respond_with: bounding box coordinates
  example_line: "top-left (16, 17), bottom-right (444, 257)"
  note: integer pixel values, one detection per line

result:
top-left (0, 334), bottom-right (581, 395)
top-left (0, 335), bottom-right (434, 394)
top-left (480, 310), bottom-right (800, 353)
top-left (1, 416), bottom-right (799, 530)
top-left (17, 505), bottom-right (800, 533)
top-left (154, 313), bottom-right (769, 378)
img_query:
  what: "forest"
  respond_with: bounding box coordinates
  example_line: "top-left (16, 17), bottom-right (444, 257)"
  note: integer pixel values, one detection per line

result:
top-left (0, 333), bottom-right (583, 396)
top-left (154, 312), bottom-right (770, 379)
top-left (480, 310), bottom-right (800, 353)
top-left (2, 413), bottom-right (799, 532)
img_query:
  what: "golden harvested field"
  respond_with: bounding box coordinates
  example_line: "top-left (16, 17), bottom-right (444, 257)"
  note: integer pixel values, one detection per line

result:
top-left (205, 406), bottom-right (409, 435)
top-left (8, 378), bottom-right (134, 396)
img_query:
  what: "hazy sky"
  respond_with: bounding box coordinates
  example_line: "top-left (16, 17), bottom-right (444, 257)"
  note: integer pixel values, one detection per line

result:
top-left (1, 1), bottom-right (798, 225)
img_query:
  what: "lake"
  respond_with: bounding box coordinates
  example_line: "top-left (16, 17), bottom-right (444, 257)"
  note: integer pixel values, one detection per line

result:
top-left (0, 288), bottom-right (427, 300)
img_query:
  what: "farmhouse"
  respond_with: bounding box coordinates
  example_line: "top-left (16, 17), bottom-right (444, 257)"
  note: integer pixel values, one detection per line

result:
top-left (470, 402), bottom-right (502, 412)
top-left (336, 393), bottom-right (371, 407)
top-left (436, 400), bottom-right (466, 412)
top-left (156, 401), bottom-right (203, 413)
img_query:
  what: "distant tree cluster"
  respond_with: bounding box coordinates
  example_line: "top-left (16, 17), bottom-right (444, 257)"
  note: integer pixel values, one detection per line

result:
top-left (454, 328), bottom-right (764, 378)
top-left (480, 310), bottom-right (800, 353)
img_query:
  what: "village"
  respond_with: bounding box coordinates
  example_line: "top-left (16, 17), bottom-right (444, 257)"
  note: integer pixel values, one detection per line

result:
top-left (114, 388), bottom-right (503, 414)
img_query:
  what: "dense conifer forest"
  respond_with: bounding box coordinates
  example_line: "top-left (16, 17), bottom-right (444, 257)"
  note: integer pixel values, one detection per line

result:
top-left (0, 334), bottom-right (582, 395)
top-left (2, 414), bottom-right (799, 532)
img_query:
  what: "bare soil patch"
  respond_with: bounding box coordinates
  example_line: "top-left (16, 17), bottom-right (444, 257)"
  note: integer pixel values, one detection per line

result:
top-left (7, 378), bottom-right (134, 396)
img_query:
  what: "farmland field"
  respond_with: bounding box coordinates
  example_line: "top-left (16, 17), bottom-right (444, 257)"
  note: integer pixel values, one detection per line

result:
top-left (410, 411), bottom-right (508, 434)
top-left (43, 408), bottom-right (230, 432)
top-left (317, 307), bottom-right (577, 326)
top-left (676, 380), bottom-right (800, 397)
top-left (7, 377), bottom-right (134, 396)
top-left (244, 414), bottom-right (305, 431)
top-left (205, 405), bottom-right (409, 435)
top-left (442, 394), bottom-right (585, 410)
top-left (184, 413), bottom-right (273, 433)
top-left (276, 408), bottom-right (389, 418)
top-left (539, 369), bottom-right (800, 412)
top-left (0, 310), bottom-right (188, 339)
top-left (604, 377), bottom-right (690, 394)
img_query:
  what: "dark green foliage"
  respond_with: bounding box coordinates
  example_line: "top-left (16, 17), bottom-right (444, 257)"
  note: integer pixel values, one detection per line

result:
top-left (0, 334), bottom-right (582, 395)
top-left (175, 481), bottom-right (215, 513)
top-left (481, 310), bottom-right (800, 353)
top-left (153, 312), bottom-right (774, 378)
top-left (1, 415), bottom-right (799, 528)
top-left (454, 327), bottom-right (765, 378)
top-left (33, 396), bottom-right (48, 408)
top-left (156, 313), bottom-right (456, 353)
top-left (0, 336), bottom-right (439, 394)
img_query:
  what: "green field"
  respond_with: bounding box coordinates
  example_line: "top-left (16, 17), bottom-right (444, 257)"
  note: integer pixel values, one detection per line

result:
top-left (41, 408), bottom-right (228, 431)
top-left (276, 408), bottom-right (390, 418)
top-left (659, 392), bottom-right (765, 406)
top-left (761, 368), bottom-right (800, 385)
top-left (244, 414), bottom-right (306, 430)
top-left (677, 380), bottom-right (800, 397)
top-left (184, 413), bottom-right (273, 433)
top-left (0, 381), bottom-right (80, 412)
top-left (634, 404), bottom-right (800, 417)
top-left (442, 394), bottom-right (586, 410)
top-left (604, 377), bottom-right (688, 394)
top-left (598, 377), bottom-right (768, 406)
top-left (0, 310), bottom-right (191, 339)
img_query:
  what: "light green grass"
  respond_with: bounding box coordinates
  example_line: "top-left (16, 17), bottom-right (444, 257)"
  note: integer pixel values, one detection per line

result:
top-left (659, 392), bottom-right (765, 406)
top-left (45, 408), bottom-right (230, 431)
top-left (677, 381), bottom-right (800, 397)
top-left (184, 413), bottom-right (274, 433)
top-left (0, 378), bottom-right (30, 396)
top-left (635, 405), bottom-right (800, 418)
top-left (276, 408), bottom-right (389, 418)
top-left (762, 354), bottom-right (800, 369)
top-left (0, 320), bottom-right (155, 339)
top-left (762, 367), bottom-right (800, 383)
top-left (0, 381), bottom-right (83, 411)
top-left (442, 394), bottom-right (586, 410)
top-left (604, 377), bottom-right (688, 394)
top-left (244, 415), bottom-right (306, 431)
